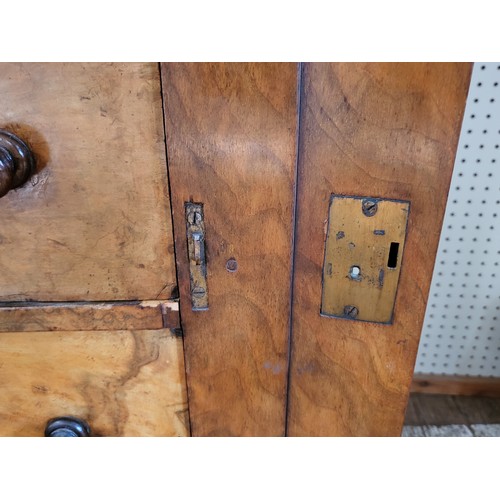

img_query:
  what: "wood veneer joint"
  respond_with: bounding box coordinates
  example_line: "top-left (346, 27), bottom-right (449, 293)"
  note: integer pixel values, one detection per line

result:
top-left (0, 300), bottom-right (180, 332)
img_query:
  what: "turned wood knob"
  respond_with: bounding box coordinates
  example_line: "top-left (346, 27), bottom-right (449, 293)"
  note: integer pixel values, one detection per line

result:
top-left (0, 129), bottom-right (35, 198)
top-left (45, 416), bottom-right (91, 437)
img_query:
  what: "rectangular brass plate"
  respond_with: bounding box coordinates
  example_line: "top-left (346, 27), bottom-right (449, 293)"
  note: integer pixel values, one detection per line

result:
top-left (321, 195), bottom-right (410, 324)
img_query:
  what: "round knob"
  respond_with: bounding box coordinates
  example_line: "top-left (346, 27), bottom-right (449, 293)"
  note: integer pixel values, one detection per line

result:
top-left (45, 416), bottom-right (91, 437)
top-left (0, 129), bottom-right (35, 198)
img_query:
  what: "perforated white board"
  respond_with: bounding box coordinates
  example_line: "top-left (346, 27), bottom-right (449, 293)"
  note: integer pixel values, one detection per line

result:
top-left (415, 63), bottom-right (500, 377)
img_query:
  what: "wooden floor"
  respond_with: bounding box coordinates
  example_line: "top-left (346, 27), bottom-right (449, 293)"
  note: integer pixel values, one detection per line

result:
top-left (403, 394), bottom-right (500, 436)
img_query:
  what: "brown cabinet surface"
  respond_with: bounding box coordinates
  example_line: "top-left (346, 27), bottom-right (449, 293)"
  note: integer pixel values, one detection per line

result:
top-left (0, 63), bottom-right (471, 436)
top-left (163, 62), bottom-right (471, 436)
top-left (162, 63), bottom-right (298, 436)
top-left (0, 63), bottom-right (183, 436)
top-left (0, 63), bottom-right (176, 302)
top-left (0, 328), bottom-right (188, 436)
top-left (287, 63), bottom-right (471, 436)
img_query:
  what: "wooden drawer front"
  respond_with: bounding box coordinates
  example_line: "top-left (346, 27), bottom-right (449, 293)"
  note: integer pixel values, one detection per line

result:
top-left (0, 63), bottom-right (176, 302)
top-left (0, 329), bottom-right (189, 436)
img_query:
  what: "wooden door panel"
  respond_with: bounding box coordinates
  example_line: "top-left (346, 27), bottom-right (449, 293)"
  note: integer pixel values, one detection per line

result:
top-left (287, 63), bottom-right (472, 436)
top-left (162, 63), bottom-right (298, 436)
top-left (0, 63), bottom-right (176, 302)
top-left (0, 328), bottom-right (189, 436)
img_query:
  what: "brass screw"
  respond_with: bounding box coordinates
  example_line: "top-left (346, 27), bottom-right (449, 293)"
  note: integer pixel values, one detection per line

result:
top-left (192, 287), bottom-right (206, 298)
top-left (344, 305), bottom-right (359, 319)
top-left (362, 199), bottom-right (378, 217)
top-left (187, 209), bottom-right (202, 225)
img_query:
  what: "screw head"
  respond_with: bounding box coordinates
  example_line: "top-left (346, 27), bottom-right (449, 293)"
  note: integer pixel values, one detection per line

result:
top-left (362, 199), bottom-right (378, 217)
top-left (343, 305), bottom-right (359, 319)
top-left (187, 209), bottom-right (202, 225)
top-left (192, 287), bottom-right (206, 298)
top-left (226, 258), bottom-right (238, 273)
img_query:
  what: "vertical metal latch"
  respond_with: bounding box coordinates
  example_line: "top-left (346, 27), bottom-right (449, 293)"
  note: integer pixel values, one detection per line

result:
top-left (185, 202), bottom-right (208, 310)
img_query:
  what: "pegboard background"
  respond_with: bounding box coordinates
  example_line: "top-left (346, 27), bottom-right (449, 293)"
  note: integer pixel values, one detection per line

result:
top-left (415, 63), bottom-right (500, 376)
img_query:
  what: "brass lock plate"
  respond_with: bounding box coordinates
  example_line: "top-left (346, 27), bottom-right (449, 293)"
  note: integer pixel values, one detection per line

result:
top-left (321, 195), bottom-right (410, 324)
top-left (185, 202), bottom-right (208, 311)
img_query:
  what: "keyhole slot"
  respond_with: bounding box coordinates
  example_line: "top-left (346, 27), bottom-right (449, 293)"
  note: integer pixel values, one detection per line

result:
top-left (387, 242), bottom-right (400, 269)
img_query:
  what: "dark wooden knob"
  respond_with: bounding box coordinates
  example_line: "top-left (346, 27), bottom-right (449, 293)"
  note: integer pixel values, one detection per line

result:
top-left (0, 129), bottom-right (35, 198)
top-left (45, 416), bottom-right (91, 437)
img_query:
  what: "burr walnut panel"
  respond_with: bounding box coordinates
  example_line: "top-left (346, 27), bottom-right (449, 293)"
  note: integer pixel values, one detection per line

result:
top-left (0, 63), bottom-right (176, 302)
top-left (0, 328), bottom-right (189, 436)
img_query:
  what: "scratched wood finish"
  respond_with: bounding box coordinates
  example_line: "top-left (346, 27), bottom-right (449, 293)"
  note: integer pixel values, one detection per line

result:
top-left (287, 63), bottom-right (472, 436)
top-left (0, 329), bottom-right (189, 436)
top-left (0, 63), bottom-right (176, 302)
top-left (0, 300), bottom-right (179, 332)
top-left (162, 63), bottom-right (298, 436)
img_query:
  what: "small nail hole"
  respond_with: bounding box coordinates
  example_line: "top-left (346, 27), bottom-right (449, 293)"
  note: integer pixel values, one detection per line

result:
top-left (225, 258), bottom-right (238, 273)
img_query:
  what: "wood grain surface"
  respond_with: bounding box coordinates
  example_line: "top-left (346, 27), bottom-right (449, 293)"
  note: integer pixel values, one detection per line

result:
top-left (287, 63), bottom-right (472, 436)
top-left (0, 329), bottom-right (189, 436)
top-left (0, 300), bottom-right (179, 332)
top-left (0, 63), bottom-right (176, 302)
top-left (411, 374), bottom-right (500, 398)
top-left (162, 63), bottom-right (298, 435)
